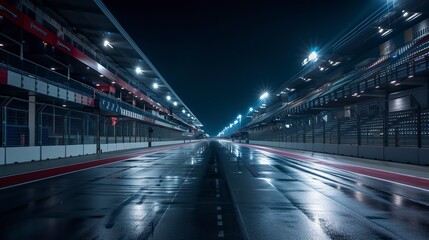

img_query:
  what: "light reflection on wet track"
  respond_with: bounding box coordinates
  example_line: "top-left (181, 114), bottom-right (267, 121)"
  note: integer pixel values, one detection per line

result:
top-left (0, 140), bottom-right (428, 239)
top-left (221, 141), bottom-right (429, 239)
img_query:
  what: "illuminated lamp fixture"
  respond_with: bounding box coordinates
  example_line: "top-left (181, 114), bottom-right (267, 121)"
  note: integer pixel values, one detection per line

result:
top-left (103, 40), bottom-right (113, 48)
top-left (135, 67), bottom-right (143, 74)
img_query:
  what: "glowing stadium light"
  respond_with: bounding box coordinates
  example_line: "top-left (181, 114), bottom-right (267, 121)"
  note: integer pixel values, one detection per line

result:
top-left (249, 107), bottom-right (254, 112)
top-left (308, 51), bottom-right (318, 61)
top-left (234, 120), bottom-right (238, 124)
top-left (166, 95), bottom-right (171, 101)
top-left (173, 101), bottom-right (178, 106)
top-left (230, 124), bottom-right (233, 128)
top-left (135, 67), bottom-right (143, 74)
top-left (260, 92), bottom-right (269, 100)
top-left (103, 40), bottom-right (113, 48)
top-left (187, 113), bottom-right (191, 117)
top-left (237, 114), bottom-right (242, 119)
top-left (402, 10), bottom-right (409, 17)
top-left (182, 109), bottom-right (186, 113)
top-left (381, 29), bottom-right (393, 37)
top-left (406, 12), bottom-right (421, 22)
top-left (302, 51), bottom-right (318, 66)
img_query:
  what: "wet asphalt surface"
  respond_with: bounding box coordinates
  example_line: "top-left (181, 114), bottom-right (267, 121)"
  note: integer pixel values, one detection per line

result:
top-left (1, 140), bottom-right (429, 239)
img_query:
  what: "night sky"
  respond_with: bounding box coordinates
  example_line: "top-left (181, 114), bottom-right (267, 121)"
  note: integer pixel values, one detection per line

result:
top-left (104, 0), bottom-right (381, 136)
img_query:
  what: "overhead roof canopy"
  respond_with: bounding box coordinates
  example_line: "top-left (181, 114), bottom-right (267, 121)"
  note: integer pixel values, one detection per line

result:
top-left (34, 0), bottom-right (203, 127)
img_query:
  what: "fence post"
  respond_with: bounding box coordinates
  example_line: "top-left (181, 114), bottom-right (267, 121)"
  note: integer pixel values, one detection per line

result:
top-left (337, 117), bottom-right (341, 145)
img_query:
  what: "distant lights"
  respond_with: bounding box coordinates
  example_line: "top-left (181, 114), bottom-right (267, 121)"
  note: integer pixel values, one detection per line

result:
top-left (402, 10), bottom-right (409, 17)
top-left (187, 113), bottom-right (190, 117)
top-left (153, 82), bottom-right (159, 89)
top-left (173, 101), bottom-right (178, 106)
top-left (96, 83), bottom-right (100, 87)
top-left (111, 81), bottom-right (115, 84)
top-left (50, 67), bottom-right (56, 71)
top-left (249, 107), bottom-right (254, 112)
top-left (100, 74), bottom-right (104, 77)
top-left (166, 95), bottom-right (171, 101)
top-left (182, 109), bottom-right (186, 113)
top-left (0, 43), bottom-right (4, 47)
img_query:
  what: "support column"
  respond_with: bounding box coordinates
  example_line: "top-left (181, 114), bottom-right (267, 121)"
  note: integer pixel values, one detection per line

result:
top-left (28, 95), bottom-right (36, 146)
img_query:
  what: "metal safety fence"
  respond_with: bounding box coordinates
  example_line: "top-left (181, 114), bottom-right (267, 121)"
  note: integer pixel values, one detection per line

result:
top-left (0, 97), bottom-right (186, 147)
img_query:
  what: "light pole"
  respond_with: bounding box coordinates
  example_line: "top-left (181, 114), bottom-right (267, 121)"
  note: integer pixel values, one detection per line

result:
top-left (237, 114), bottom-right (242, 142)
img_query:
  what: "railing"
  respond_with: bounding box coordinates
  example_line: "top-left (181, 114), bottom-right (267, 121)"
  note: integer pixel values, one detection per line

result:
top-left (0, 98), bottom-right (188, 147)
top-left (249, 105), bottom-right (429, 148)
top-left (0, 48), bottom-right (188, 131)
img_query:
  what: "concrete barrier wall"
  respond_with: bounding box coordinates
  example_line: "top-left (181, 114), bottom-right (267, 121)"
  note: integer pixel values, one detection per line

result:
top-left (339, 145), bottom-right (358, 157)
top-left (419, 148), bottom-right (429, 165)
top-left (42, 146), bottom-right (66, 159)
top-left (359, 146), bottom-right (384, 160)
top-left (248, 140), bottom-right (426, 165)
top-left (324, 144), bottom-right (339, 154)
top-left (2, 140), bottom-right (199, 165)
top-left (6, 146), bottom-right (40, 164)
top-left (0, 148), bottom-right (5, 165)
top-left (66, 145), bottom-right (84, 157)
top-left (384, 147), bottom-right (419, 164)
top-left (152, 140), bottom-right (183, 147)
top-left (84, 144), bottom-right (97, 155)
top-left (313, 143), bottom-right (324, 153)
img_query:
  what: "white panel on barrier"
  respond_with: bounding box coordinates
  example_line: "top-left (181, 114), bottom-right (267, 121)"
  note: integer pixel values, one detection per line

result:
top-left (8, 71), bottom-right (21, 87)
top-left (42, 145), bottom-right (65, 160)
top-left (108, 143), bottom-right (117, 152)
top-left (66, 145), bottom-right (84, 157)
top-left (100, 144), bottom-right (108, 153)
top-left (6, 146), bottom-right (40, 164)
top-left (22, 75), bottom-right (36, 91)
top-left (36, 80), bottom-right (48, 94)
top-left (83, 144), bottom-right (97, 155)
top-left (0, 148), bottom-right (4, 165)
top-left (123, 143), bottom-right (131, 150)
top-left (116, 143), bottom-right (125, 150)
